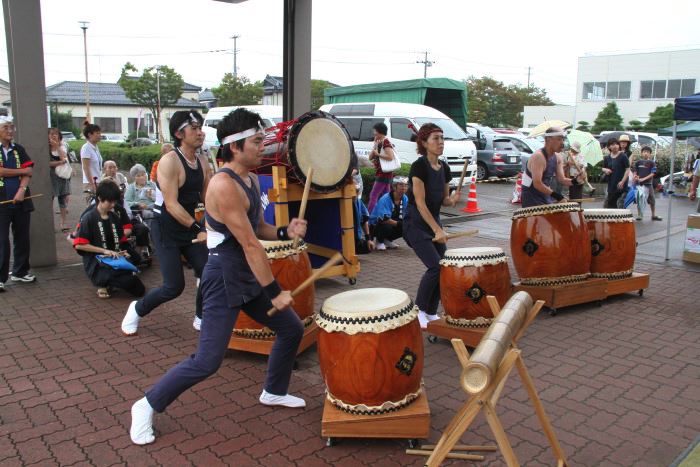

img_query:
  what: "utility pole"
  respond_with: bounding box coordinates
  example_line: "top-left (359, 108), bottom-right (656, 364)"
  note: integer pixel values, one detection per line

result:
top-left (156, 66), bottom-right (162, 143)
top-left (527, 66), bottom-right (531, 88)
top-left (231, 34), bottom-right (240, 78)
top-left (416, 51), bottom-right (434, 79)
top-left (79, 21), bottom-right (91, 124)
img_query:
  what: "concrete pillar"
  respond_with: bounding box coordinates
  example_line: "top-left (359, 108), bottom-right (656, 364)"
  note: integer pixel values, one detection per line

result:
top-left (282, 0), bottom-right (312, 120)
top-left (3, 0), bottom-right (57, 267)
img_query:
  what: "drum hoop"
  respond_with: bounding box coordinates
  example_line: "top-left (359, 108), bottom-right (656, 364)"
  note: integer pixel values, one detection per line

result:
top-left (445, 315), bottom-right (494, 328)
top-left (261, 240), bottom-right (308, 259)
top-left (440, 251), bottom-right (508, 268)
top-left (583, 211), bottom-right (634, 223)
top-left (315, 302), bottom-right (419, 335)
top-left (287, 110), bottom-right (355, 193)
top-left (512, 202), bottom-right (582, 220)
top-left (233, 315), bottom-right (314, 339)
top-left (591, 269), bottom-right (633, 280)
top-left (520, 272), bottom-right (590, 286)
top-left (326, 385), bottom-right (423, 415)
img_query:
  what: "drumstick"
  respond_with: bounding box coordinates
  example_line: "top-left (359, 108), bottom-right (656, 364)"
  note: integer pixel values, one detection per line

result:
top-left (567, 198), bottom-right (596, 202)
top-left (292, 167), bottom-right (314, 249)
top-left (0, 193), bottom-right (43, 205)
top-left (266, 252), bottom-right (343, 317)
top-left (457, 158), bottom-right (470, 192)
top-left (432, 229), bottom-right (479, 242)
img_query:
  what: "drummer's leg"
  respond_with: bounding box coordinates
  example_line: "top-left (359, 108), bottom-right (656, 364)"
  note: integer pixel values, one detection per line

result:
top-left (413, 237), bottom-right (444, 316)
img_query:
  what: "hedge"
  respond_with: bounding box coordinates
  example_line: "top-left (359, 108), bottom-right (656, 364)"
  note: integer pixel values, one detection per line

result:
top-left (358, 163), bottom-right (411, 201)
top-left (68, 140), bottom-right (162, 174)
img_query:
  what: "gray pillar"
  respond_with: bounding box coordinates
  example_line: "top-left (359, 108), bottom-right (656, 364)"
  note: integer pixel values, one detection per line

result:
top-left (283, 0), bottom-right (312, 120)
top-left (3, 0), bottom-right (57, 267)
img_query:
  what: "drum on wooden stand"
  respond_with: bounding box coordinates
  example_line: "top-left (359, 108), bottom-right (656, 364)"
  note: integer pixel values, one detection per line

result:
top-left (316, 288), bottom-right (423, 415)
top-left (233, 240), bottom-right (314, 339)
top-left (440, 247), bottom-right (512, 328)
top-left (254, 110), bottom-right (356, 193)
top-left (583, 209), bottom-right (635, 279)
top-left (510, 202), bottom-right (591, 286)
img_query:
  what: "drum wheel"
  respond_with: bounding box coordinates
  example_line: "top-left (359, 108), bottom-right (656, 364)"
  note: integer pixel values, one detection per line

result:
top-left (428, 335), bottom-right (438, 344)
top-left (407, 439), bottom-right (419, 449)
top-left (638, 289), bottom-right (644, 297)
top-left (548, 308), bottom-right (558, 317)
top-left (326, 437), bottom-right (337, 447)
top-left (348, 278), bottom-right (356, 285)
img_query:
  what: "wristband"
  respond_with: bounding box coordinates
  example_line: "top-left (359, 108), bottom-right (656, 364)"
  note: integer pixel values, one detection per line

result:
top-left (263, 280), bottom-right (282, 300)
top-left (277, 226), bottom-right (290, 241)
top-left (190, 222), bottom-right (202, 235)
top-left (551, 191), bottom-right (564, 201)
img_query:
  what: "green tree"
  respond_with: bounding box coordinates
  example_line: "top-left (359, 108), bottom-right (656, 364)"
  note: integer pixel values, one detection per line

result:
top-left (591, 102), bottom-right (624, 133)
top-left (118, 62), bottom-right (184, 141)
top-left (626, 119), bottom-right (644, 131)
top-left (212, 74), bottom-right (263, 107)
top-left (576, 121), bottom-right (591, 132)
top-left (466, 76), bottom-right (553, 127)
top-left (49, 108), bottom-right (80, 137)
top-left (311, 79), bottom-right (335, 110)
top-left (643, 104), bottom-right (675, 132)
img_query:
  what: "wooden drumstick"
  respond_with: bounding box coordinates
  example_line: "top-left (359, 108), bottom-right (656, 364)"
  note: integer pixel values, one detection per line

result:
top-left (292, 167), bottom-right (313, 249)
top-left (432, 229), bottom-right (479, 242)
top-left (0, 193), bottom-right (43, 205)
top-left (567, 198), bottom-right (596, 203)
top-left (266, 252), bottom-right (343, 317)
top-left (457, 158), bottom-right (470, 192)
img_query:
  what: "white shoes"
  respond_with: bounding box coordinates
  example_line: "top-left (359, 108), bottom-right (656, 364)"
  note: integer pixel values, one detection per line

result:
top-left (130, 397), bottom-right (155, 445)
top-left (259, 389), bottom-right (306, 408)
top-left (376, 242), bottom-right (387, 251)
top-left (121, 301), bottom-right (141, 336)
top-left (384, 240), bottom-right (399, 249)
top-left (193, 316), bottom-right (202, 331)
top-left (417, 310), bottom-right (440, 329)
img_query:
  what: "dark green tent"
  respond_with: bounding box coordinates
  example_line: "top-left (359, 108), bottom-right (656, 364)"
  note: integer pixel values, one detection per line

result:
top-left (657, 121), bottom-right (700, 137)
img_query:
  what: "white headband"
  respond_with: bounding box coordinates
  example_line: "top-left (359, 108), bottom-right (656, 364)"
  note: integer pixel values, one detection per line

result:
top-left (177, 112), bottom-right (201, 132)
top-left (0, 116), bottom-right (13, 125)
top-left (220, 122), bottom-right (265, 146)
top-left (544, 131), bottom-right (566, 138)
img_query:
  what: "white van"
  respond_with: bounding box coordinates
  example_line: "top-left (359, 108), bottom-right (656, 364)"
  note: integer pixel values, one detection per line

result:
top-left (202, 105), bottom-right (283, 148)
top-left (319, 102), bottom-right (477, 187)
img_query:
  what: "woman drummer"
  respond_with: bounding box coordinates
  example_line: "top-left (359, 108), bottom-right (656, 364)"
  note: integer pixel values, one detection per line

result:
top-left (403, 123), bottom-right (460, 329)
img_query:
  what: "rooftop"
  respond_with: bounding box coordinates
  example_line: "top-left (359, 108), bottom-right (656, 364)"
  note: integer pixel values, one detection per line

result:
top-left (42, 81), bottom-right (204, 108)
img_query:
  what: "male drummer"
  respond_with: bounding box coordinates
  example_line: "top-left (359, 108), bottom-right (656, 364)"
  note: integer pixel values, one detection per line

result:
top-left (129, 108), bottom-right (307, 445)
top-left (521, 127), bottom-right (579, 208)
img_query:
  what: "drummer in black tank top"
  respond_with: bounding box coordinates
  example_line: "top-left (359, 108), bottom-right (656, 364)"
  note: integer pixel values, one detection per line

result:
top-left (129, 107), bottom-right (309, 446)
top-left (121, 110), bottom-right (213, 336)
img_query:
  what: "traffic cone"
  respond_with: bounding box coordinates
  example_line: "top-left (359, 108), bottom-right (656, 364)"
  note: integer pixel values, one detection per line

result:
top-left (461, 174), bottom-right (482, 213)
top-left (511, 172), bottom-right (522, 204)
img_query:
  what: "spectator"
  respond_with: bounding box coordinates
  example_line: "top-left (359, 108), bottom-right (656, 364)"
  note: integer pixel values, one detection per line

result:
top-left (370, 176), bottom-right (408, 250)
top-left (150, 143), bottom-right (174, 184)
top-left (352, 169), bottom-right (374, 254)
top-left (125, 164), bottom-right (156, 212)
top-left (0, 116), bottom-right (36, 292)
top-left (563, 142), bottom-right (586, 201)
top-left (689, 155), bottom-right (700, 212)
top-left (73, 180), bottom-right (145, 299)
top-left (101, 160), bottom-right (128, 190)
top-left (48, 127), bottom-right (72, 231)
top-left (601, 139), bottom-right (630, 208)
top-left (631, 146), bottom-right (662, 221)
top-left (367, 122), bottom-right (397, 213)
top-left (81, 123), bottom-right (103, 200)
top-left (619, 134), bottom-right (633, 158)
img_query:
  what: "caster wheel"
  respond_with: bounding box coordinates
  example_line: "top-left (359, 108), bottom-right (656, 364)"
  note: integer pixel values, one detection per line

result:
top-left (428, 335), bottom-right (438, 344)
top-left (348, 278), bottom-right (357, 285)
top-left (326, 437), bottom-right (336, 447)
top-left (638, 289), bottom-right (644, 297)
top-left (407, 439), bottom-right (419, 449)
top-left (596, 300), bottom-right (602, 307)
top-left (549, 308), bottom-right (557, 317)
top-left (293, 360), bottom-right (299, 371)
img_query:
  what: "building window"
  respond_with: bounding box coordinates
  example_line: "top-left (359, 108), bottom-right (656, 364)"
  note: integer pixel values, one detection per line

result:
top-left (94, 117), bottom-right (122, 133)
top-left (605, 81), bottom-right (631, 99)
top-left (681, 79), bottom-right (696, 97)
top-left (582, 82), bottom-right (606, 100)
top-left (128, 115), bottom-right (154, 133)
top-left (72, 117), bottom-right (85, 129)
top-left (619, 81), bottom-right (631, 99)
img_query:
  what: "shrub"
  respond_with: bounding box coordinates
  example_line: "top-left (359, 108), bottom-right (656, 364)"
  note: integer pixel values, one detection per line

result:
top-left (358, 163), bottom-right (411, 201)
top-left (68, 140), bottom-right (162, 174)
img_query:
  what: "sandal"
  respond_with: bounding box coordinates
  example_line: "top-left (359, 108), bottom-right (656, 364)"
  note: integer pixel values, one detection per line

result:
top-left (97, 288), bottom-right (111, 299)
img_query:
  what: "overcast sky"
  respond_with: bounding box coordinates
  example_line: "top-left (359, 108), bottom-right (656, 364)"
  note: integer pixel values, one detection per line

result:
top-left (2, 0), bottom-right (699, 105)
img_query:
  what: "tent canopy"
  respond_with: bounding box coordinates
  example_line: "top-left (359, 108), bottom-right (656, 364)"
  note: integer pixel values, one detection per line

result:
top-left (657, 121), bottom-right (700, 137)
top-left (674, 93), bottom-right (700, 121)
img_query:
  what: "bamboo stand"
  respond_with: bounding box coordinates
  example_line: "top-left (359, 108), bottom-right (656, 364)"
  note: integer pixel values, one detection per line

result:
top-left (426, 319), bottom-right (488, 348)
top-left (418, 297), bottom-right (569, 467)
top-left (268, 166), bottom-right (360, 283)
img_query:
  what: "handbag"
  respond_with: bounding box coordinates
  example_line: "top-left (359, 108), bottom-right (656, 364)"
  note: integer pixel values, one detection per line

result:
top-left (378, 142), bottom-right (401, 172)
top-left (96, 255), bottom-right (138, 272)
top-left (55, 160), bottom-right (72, 179)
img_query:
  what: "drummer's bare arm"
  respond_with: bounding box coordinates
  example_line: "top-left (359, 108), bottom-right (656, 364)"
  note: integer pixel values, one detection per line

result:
top-left (198, 152), bottom-right (213, 201)
top-left (158, 152), bottom-right (198, 228)
top-left (251, 174), bottom-right (308, 240)
top-left (530, 152), bottom-right (550, 195)
top-left (412, 176), bottom-right (444, 237)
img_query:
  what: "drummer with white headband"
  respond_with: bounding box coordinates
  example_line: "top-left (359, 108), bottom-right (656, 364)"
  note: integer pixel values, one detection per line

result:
top-left (521, 127), bottom-right (579, 208)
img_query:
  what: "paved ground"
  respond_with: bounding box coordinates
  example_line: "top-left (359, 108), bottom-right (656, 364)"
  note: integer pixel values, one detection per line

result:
top-left (0, 169), bottom-right (698, 466)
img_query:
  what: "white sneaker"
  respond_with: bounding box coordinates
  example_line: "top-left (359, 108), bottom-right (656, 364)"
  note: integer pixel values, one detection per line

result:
top-left (417, 310), bottom-right (429, 329)
top-left (384, 240), bottom-right (399, 249)
top-left (130, 397), bottom-right (155, 445)
top-left (121, 301), bottom-right (141, 336)
top-left (376, 242), bottom-right (387, 251)
top-left (259, 389), bottom-right (306, 408)
top-left (10, 273), bottom-right (36, 283)
top-left (426, 313), bottom-right (440, 322)
top-left (0, 282), bottom-right (5, 293)
top-left (193, 316), bottom-right (201, 331)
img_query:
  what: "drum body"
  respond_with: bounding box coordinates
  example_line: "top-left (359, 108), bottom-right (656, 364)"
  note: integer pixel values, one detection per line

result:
top-left (316, 288), bottom-right (423, 414)
top-left (440, 247), bottom-right (511, 327)
top-left (584, 209), bottom-right (635, 279)
top-left (510, 202), bottom-right (591, 286)
top-left (233, 241), bottom-right (314, 339)
top-left (255, 111), bottom-right (356, 193)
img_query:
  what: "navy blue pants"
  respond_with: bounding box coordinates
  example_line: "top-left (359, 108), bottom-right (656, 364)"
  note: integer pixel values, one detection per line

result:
top-left (0, 206), bottom-right (31, 282)
top-left (145, 258), bottom-right (304, 413)
top-left (404, 222), bottom-right (446, 316)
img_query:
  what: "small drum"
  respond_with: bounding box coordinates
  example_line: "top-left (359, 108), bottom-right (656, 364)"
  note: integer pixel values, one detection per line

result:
top-left (583, 209), bottom-right (635, 279)
top-left (233, 240), bottom-right (314, 339)
top-left (316, 288), bottom-right (423, 415)
top-left (510, 202), bottom-right (591, 286)
top-left (194, 203), bottom-right (205, 223)
top-left (440, 247), bottom-right (511, 327)
top-left (255, 111), bottom-right (356, 193)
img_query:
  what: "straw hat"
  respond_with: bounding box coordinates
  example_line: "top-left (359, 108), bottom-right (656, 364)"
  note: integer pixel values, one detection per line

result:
top-left (619, 134), bottom-right (631, 142)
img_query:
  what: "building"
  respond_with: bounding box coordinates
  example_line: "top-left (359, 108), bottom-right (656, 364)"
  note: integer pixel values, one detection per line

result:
top-left (199, 88), bottom-right (217, 108)
top-left (0, 79), bottom-right (10, 116)
top-left (524, 48), bottom-right (700, 129)
top-left (262, 75), bottom-right (284, 106)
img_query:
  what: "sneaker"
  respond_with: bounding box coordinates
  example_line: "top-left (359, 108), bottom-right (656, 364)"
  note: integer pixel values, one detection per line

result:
top-left (652, 216), bottom-right (663, 221)
top-left (417, 310), bottom-right (429, 329)
top-left (426, 313), bottom-right (440, 322)
top-left (376, 242), bottom-right (387, 251)
top-left (130, 397), bottom-right (155, 445)
top-left (0, 282), bottom-right (5, 293)
top-left (10, 273), bottom-right (36, 283)
top-left (635, 216), bottom-right (643, 221)
top-left (193, 316), bottom-right (202, 331)
top-left (384, 240), bottom-right (399, 249)
top-left (121, 301), bottom-right (141, 336)
top-left (259, 389), bottom-right (306, 408)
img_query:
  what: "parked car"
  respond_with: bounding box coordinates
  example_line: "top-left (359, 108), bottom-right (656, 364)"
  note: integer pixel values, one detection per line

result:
top-left (203, 105), bottom-right (282, 148)
top-left (101, 134), bottom-right (126, 143)
top-left (492, 128), bottom-right (522, 135)
top-left (130, 137), bottom-right (156, 147)
top-left (61, 131), bottom-right (77, 141)
top-left (474, 134), bottom-right (523, 181)
top-left (489, 134), bottom-right (542, 170)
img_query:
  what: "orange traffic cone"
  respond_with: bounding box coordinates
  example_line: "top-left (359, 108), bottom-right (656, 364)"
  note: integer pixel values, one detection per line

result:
top-left (511, 172), bottom-right (522, 204)
top-left (461, 174), bottom-right (482, 213)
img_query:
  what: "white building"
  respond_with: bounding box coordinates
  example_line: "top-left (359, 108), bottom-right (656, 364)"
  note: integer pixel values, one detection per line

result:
top-left (0, 79), bottom-right (10, 116)
top-left (524, 48), bottom-right (700, 129)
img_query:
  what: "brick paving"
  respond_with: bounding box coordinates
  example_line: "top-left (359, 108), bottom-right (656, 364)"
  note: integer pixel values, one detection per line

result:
top-left (0, 170), bottom-right (699, 466)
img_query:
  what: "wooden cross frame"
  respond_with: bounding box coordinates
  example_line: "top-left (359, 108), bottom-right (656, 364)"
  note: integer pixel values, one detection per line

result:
top-left (418, 296), bottom-right (569, 467)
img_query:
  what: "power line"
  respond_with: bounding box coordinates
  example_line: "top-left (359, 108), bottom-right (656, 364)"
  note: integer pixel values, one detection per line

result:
top-left (416, 51), bottom-right (434, 78)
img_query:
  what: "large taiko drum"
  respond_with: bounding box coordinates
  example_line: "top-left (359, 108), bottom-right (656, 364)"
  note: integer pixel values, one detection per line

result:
top-left (510, 202), bottom-right (591, 286)
top-left (583, 209), bottom-right (636, 279)
top-left (440, 247), bottom-right (512, 328)
top-left (254, 111), bottom-right (356, 193)
top-left (233, 240), bottom-right (314, 339)
top-left (316, 288), bottom-right (423, 415)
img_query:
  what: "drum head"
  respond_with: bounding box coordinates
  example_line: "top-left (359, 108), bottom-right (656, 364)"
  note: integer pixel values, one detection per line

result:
top-left (259, 239), bottom-right (307, 259)
top-left (442, 247), bottom-right (507, 267)
top-left (583, 209), bottom-right (634, 222)
top-left (288, 111), bottom-right (355, 193)
top-left (512, 202), bottom-right (582, 220)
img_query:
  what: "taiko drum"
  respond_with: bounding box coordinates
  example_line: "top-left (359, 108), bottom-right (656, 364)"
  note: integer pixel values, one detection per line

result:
top-left (440, 247), bottom-right (511, 327)
top-left (316, 288), bottom-right (423, 414)
top-left (233, 240), bottom-right (314, 339)
top-left (510, 202), bottom-right (591, 286)
top-left (583, 209), bottom-right (636, 279)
